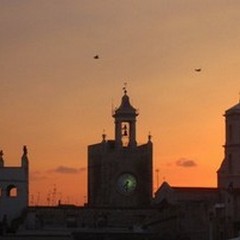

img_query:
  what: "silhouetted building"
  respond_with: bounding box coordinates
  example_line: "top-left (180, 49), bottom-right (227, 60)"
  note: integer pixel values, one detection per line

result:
top-left (152, 101), bottom-right (240, 240)
top-left (5, 92), bottom-right (240, 240)
top-left (218, 102), bottom-right (240, 189)
top-left (0, 146), bottom-right (29, 229)
top-left (88, 88), bottom-right (153, 208)
top-left (152, 182), bottom-right (219, 240)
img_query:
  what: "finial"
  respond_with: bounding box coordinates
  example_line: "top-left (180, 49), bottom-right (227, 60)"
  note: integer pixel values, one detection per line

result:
top-left (102, 129), bottom-right (106, 142)
top-left (23, 145), bottom-right (27, 155)
top-left (123, 82), bottom-right (127, 95)
top-left (148, 132), bottom-right (152, 142)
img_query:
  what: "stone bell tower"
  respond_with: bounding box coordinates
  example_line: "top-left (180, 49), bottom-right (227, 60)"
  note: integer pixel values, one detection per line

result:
top-left (88, 87), bottom-right (153, 208)
top-left (113, 87), bottom-right (138, 148)
top-left (218, 101), bottom-right (240, 189)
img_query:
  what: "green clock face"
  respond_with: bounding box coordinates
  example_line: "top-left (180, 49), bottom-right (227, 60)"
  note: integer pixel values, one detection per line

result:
top-left (117, 173), bottom-right (137, 195)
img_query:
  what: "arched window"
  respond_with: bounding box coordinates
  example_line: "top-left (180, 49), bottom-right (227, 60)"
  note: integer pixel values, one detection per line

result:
top-left (6, 185), bottom-right (18, 197)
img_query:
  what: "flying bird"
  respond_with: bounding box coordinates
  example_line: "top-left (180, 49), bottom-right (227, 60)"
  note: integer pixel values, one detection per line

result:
top-left (94, 55), bottom-right (99, 59)
top-left (195, 68), bottom-right (202, 72)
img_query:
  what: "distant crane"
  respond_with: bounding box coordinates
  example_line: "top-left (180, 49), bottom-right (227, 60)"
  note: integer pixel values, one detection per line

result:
top-left (51, 184), bottom-right (57, 206)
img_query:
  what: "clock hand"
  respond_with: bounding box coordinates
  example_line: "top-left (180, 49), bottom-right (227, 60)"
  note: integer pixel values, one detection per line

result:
top-left (123, 180), bottom-right (129, 192)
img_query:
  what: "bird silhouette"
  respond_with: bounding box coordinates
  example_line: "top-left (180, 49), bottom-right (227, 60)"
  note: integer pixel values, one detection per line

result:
top-left (195, 68), bottom-right (201, 72)
top-left (94, 55), bottom-right (99, 59)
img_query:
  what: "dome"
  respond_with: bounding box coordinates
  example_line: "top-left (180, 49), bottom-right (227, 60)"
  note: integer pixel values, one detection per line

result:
top-left (113, 90), bottom-right (138, 117)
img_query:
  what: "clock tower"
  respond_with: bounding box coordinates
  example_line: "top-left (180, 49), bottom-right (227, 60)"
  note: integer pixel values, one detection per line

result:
top-left (87, 88), bottom-right (153, 208)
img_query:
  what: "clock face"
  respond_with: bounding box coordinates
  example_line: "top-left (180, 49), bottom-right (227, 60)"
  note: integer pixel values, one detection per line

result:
top-left (117, 173), bottom-right (137, 195)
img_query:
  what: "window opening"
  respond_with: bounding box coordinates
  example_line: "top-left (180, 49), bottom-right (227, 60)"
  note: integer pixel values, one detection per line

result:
top-left (6, 185), bottom-right (18, 197)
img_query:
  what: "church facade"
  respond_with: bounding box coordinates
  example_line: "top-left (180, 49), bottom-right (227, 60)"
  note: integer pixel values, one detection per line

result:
top-left (87, 89), bottom-right (153, 208)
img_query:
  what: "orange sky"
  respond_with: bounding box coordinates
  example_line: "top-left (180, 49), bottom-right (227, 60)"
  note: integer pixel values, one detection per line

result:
top-left (1, 1), bottom-right (240, 206)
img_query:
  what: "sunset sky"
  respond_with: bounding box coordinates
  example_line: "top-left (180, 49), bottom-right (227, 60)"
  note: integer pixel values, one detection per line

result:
top-left (1, 0), bottom-right (240, 206)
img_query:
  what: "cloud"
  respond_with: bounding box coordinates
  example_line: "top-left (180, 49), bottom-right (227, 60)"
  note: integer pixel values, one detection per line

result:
top-left (30, 171), bottom-right (48, 181)
top-left (48, 166), bottom-right (86, 174)
top-left (176, 158), bottom-right (197, 168)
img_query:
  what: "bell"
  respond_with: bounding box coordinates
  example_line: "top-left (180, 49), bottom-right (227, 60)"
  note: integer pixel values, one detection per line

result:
top-left (122, 124), bottom-right (128, 136)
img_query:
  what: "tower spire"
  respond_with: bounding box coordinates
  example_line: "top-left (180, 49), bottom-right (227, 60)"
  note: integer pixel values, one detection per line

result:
top-left (113, 87), bottom-right (138, 148)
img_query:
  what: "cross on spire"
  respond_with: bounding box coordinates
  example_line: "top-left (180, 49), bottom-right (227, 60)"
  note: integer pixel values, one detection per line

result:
top-left (123, 82), bottom-right (127, 95)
